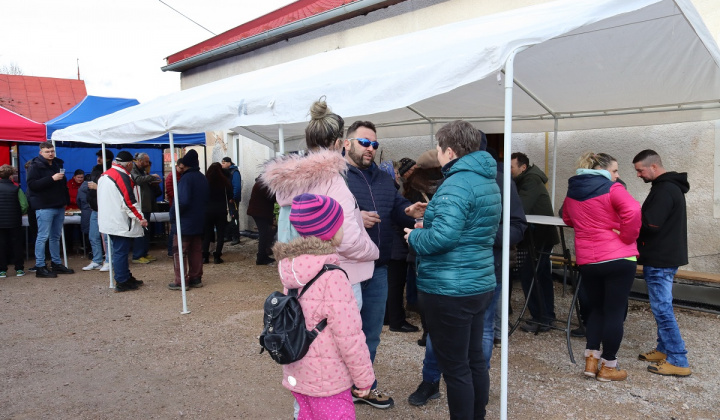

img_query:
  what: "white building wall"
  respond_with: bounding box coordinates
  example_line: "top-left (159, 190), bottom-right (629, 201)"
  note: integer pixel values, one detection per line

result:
top-left (176, 0), bottom-right (720, 269)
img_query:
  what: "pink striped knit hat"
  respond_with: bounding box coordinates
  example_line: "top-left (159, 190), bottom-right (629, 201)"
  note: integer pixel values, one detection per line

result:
top-left (289, 193), bottom-right (344, 241)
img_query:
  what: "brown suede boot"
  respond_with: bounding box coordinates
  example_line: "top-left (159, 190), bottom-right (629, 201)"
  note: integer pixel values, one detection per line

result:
top-left (647, 360), bottom-right (691, 377)
top-left (596, 361), bottom-right (627, 382)
top-left (638, 349), bottom-right (666, 363)
top-left (584, 356), bottom-right (599, 378)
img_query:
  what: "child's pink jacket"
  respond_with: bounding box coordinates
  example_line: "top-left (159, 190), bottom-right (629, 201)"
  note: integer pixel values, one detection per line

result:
top-left (274, 237), bottom-right (375, 397)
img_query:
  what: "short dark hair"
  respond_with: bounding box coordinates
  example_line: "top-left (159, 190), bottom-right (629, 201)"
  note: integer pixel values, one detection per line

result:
top-left (346, 120), bottom-right (377, 138)
top-left (39, 141), bottom-right (54, 150)
top-left (632, 149), bottom-right (663, 167)
top-left (436, 120), bottom-right (484, 159)
top-left (222, 156), bottom-right (233, 163)
top-left (96, 150), bottom-right (114, 161)
top-left (0, 164), bottom-right (14, 179)
top-left (511, 152), bottom-right (530, 168)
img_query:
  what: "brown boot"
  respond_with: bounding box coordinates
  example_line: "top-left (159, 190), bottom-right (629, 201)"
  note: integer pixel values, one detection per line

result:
top-left (596, 361), bottom-right (627, 382)
top-left (638, 349), bottom-right (666, 362)
top-left (647, 360), bottom-right (691, 377)
top-left (584, 356), bottom-right (599, 378)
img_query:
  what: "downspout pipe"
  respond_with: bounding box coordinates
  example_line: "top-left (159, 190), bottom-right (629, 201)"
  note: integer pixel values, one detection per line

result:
top-left (162, 0), bottom-right (400, 73)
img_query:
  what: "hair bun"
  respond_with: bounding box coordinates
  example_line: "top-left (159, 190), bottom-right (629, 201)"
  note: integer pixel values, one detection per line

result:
top-left (309, 99), bottom-right (329, 121)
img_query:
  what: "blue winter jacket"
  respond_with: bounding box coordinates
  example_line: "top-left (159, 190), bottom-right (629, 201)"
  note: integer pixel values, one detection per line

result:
top-left (170, 167), bottom-right (209, 236)
top-left (227, 164), bottom-right (242, 202)
top-left (345, 163), bottom-right (415, 266)
top-left (409, 151), bottom-right (501, 296)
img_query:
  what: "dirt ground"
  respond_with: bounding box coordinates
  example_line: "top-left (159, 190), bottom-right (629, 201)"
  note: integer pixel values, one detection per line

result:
top-left (1, 239), bottom-right (718, 419)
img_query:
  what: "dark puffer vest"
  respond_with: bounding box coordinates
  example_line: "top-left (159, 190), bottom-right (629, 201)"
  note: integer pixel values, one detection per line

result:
top-left (0, 179), bottom-right (22, 228)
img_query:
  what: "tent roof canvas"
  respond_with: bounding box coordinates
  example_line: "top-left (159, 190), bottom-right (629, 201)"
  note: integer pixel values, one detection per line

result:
top-left (52, 0), bottom-right (720, 148)
top-left (48, 95), bottom-right (206, 145)
top-left (0, 105), bottom-right (47, 143)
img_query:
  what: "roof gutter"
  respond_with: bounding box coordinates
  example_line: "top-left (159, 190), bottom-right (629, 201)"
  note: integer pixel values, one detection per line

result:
top-left (162, 0), bottom-right (405, 73)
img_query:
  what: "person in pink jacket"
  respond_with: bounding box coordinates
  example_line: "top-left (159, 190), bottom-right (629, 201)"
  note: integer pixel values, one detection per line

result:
top-left (562, 152), bottom-right (641, 382)
top-left (261, 99), bottom-right (379, 299)
top-left (273, 193), bottom-right (374, 419)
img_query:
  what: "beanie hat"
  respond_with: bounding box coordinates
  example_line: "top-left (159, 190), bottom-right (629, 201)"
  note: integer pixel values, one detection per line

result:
top-left (289, 193), bottom-right (344, 241)
top-left (416, 149), bottom-right (440, 169)
top-left (183, 150), bottom-right (199, 168)
top-left (115, 151), bottom-right (134, 163)
top-left (398, 158), bottom-right (416, 177)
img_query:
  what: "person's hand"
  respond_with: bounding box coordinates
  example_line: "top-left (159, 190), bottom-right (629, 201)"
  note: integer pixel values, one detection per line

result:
top-left (414, 220), bottom-right (424, 229)
top-left (141, 220), bottom-right (148, 228)
top-left (52, 173), bottom-right (64, 181)
top-left (361, 211), bottom-right (381, 229)
top-left (354, 388), bottom-right (370, 398)
top-left (404, 227), bottom-right (413, 243)
top-left (88, 181), bottom-right (97, 190)
top-left (405, 202), bottom-right (427, 219)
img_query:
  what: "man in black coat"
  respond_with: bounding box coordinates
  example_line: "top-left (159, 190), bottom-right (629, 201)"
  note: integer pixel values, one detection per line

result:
top-left (633, 149), bottom-right (691, 377)
top-left (26, 142), bottom-right (74, 278)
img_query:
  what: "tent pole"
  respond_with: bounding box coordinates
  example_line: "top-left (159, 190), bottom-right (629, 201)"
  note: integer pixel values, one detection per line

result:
top-left (170, 133), bottom-right (190, 314)
top-left (501, 45), bottom-right (527, 420)
top-left (101, 143), bottom-right (114, 289)
top-left (551, 118), bottom-right (558, 209)
top-left (278, 126), bottom-right (285, 155)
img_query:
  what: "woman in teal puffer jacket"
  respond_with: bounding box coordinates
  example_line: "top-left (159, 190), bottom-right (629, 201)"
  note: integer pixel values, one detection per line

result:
top-left (406, 120), bottom-right (501, 420)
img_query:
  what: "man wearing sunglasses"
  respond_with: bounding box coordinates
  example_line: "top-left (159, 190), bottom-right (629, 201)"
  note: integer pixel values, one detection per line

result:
top-left (344, 120), bottom-right (427, 409)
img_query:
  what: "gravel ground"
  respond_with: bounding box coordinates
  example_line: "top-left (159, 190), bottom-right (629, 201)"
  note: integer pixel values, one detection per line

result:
top-left (1, 239), bottom-right (718, 419)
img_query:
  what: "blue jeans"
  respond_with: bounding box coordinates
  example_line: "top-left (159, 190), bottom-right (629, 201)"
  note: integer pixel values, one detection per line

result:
top-left (482, 282), bottom-right (501, 369)
top-left (644, 266), bottom-right (689, 367)
top-left (422, 334), bottom-right (442, 383)
top-left (360, 264), bottom-right (388, 389)
top-left (110, 235), bottom-right (132, 284)
top-left (89, 211), bottom-right (104, 264)
top-left (35, 207), bottom-right (65, 267)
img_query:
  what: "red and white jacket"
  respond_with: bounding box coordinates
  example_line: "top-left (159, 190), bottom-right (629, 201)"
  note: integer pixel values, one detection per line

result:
top-left (97, 163), bottom-right (145, 238)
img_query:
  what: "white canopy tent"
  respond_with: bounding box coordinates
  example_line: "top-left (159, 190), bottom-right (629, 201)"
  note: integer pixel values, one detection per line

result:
top-left (53, 0), bottom-right (720, 417)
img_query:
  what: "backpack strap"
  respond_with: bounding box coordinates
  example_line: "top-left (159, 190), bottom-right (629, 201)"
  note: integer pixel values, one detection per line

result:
top-left (297, 264), bottom-right (348, 334)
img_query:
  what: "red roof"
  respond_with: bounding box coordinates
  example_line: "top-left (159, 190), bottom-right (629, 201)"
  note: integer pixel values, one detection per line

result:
top-left (0, 74), bottom-right (87, 122)
top-left (166, 0), bottom-right (364, 66)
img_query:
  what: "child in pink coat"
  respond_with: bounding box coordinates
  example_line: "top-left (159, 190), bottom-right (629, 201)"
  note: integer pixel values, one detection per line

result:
top-left (272, 193), bottom-right (374, 419)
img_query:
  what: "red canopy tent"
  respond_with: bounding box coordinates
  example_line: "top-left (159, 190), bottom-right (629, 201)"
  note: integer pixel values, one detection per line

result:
top-left (0, 105), bottom-right (46, 165)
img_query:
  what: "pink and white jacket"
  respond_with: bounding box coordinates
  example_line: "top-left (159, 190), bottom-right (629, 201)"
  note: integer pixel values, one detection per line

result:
top-left (262, 149), bottom-right (378, 284)
top-left (273, 237), bottom-right (374, 397)
top-left (562, 170), bottom-right (641, 265)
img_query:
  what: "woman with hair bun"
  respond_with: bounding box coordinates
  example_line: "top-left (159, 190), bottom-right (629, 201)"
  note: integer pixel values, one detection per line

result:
top-left (261, 98), bottom-right (378, 299)
top-left (261, 98), bottom-right (379, 418)
top-left (562, 152), bottom-right (641, 382)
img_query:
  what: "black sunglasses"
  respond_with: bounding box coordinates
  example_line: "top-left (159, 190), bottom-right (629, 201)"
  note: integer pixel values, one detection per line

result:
top-left (348, 137), bottom-right (380, 150)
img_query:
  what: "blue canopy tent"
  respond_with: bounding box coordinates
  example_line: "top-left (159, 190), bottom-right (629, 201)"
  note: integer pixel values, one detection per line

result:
top-left (19, 95), bottom-right (206, 191)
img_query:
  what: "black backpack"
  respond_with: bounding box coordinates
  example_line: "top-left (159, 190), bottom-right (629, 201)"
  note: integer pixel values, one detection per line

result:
top-left (259, 264), bottom-right (346, 365)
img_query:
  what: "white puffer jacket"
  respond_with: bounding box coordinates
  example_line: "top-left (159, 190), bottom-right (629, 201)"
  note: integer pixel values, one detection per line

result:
top-left (97, 164), bottom-right (145, 238)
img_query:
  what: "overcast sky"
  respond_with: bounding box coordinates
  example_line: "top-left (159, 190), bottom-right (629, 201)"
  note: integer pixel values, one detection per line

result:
top-left (2, 0), bottom-right (294, 102)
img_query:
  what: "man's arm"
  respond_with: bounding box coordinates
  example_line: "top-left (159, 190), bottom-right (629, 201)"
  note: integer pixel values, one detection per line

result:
top-left (232, 171), bottom-right (242, 202)
top-left (390, 190), bottom-right (416, 228)
top-left (515, 177), bottom-right (543, 214)
top-left (641, 188), bottom-right (676, 233)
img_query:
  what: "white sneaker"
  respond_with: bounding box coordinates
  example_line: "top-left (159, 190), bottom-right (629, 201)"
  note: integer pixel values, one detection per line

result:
top-left (99, 262), bottom-right (110, 272)
top-left (83, 262), bottom-right (102, 271)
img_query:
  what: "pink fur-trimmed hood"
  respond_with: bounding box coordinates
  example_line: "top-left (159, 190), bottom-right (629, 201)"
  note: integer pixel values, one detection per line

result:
top-left (261, 149), bottom-right (348, 207)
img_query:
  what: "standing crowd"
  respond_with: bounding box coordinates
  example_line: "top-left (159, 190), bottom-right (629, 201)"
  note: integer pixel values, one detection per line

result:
top-left (0, 102), bottom-right (694, 419)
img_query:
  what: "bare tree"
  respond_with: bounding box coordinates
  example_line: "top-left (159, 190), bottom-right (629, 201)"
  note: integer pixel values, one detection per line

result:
top-left (0, 62), bottom-right (24, 75)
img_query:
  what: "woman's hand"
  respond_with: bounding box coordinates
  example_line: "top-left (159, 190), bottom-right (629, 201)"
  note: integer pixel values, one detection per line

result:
top-left (404, 227), bottom-right (413, 243)
top-left (404, 202), bottom-right (427, 219)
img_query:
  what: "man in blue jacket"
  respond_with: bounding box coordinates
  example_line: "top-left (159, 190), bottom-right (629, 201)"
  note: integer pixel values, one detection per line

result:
top-left (221, 157), bottom-right (242, 245)
top-left (344, 120), bottom-right (426, 409)
top-left (169, 150), bottom-right (209, 290)
top-left (26, 142), bottom-right (74, 278)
